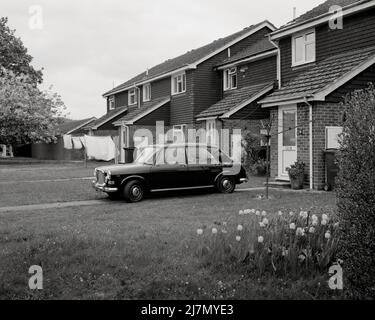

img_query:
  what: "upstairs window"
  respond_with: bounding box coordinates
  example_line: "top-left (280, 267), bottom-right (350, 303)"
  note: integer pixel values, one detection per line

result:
top-left (128, 88), bottom-right (137, 106)
top-left (108, 97), bottom-right (115, 110)
top-left (172, 72), bottom-right (186, 95)
top-left (224, 68), bottom-right (237, 91)
top-left (292, 29), bottom-right (316, 66)
top-left (143, 83), bottom-right (151, 102)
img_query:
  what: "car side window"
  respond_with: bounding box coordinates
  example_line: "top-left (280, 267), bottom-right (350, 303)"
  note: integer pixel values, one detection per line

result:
top-left (187, 147), bottom-right (219, 165)
top-left (156, 147), bottom-right (186, 165)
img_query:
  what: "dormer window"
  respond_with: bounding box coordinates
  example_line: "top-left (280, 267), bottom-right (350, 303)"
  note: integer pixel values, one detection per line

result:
top-left (171, 72), bottom-right (186, 95)
top-left (224, 67), bottom-right (237, 91)
top-left (109, 97), bottom-right (115, 110)
top-left (292, 29), bottom-right (316, 66)
top-left (128, 88), bottom-right (137, 106)
top-left (143, 83), bottom-right (151, 102)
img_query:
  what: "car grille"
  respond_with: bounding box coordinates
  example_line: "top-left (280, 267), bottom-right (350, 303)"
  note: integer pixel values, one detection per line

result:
top-left (96, 170), bottom-right (105, 185)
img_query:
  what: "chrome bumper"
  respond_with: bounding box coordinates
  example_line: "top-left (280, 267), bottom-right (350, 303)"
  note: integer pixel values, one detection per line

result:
top-left (92, 180), bottom-right (118, 193)
top-left (239, 178), bottom-right (248, 183)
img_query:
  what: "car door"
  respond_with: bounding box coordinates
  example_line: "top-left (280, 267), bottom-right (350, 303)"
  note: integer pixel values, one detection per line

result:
top-left (187, 146), bottom-right (222, 187)
top-left (148, 146), bottom-right (190, 190)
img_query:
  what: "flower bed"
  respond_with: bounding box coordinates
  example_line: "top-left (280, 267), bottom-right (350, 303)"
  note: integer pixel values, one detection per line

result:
top-left (196, 208), bottom-right (340, 278)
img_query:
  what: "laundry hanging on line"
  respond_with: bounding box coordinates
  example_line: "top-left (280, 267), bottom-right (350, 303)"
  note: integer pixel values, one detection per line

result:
top-left (84, 135), bottom-right (116, 161)
top-left (63, 135), bottom-right (73, 150)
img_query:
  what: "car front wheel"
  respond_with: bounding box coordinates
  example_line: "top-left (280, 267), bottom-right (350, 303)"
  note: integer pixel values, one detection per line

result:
top-left (123, 180), bottom-right (145, 203)
top-left (216, 176), bottom-right (236, 194)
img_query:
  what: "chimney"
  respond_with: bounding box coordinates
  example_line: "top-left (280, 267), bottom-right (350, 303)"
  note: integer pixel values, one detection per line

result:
top-left (293, 7), bottom-right (297, 20)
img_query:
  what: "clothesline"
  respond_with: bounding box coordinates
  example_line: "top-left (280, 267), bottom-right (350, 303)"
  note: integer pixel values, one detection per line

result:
top-left (63, 135), bottom-right (116, 161)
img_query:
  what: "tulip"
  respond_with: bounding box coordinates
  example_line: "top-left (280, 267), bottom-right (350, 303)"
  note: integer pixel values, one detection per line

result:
top-left (321, 219), bottom-right (328, 226)
top-left (289, 211), bottom-right (295, 216)
top-left (239, 210), bottom-right (244, 215)
top-left (255, 210), bottom-right (261, 216)
top-left (212, 228), bottom-right (218, 234)
top-left (237, 225), bottom-right (243, 232)
top-left (322, 214), bottom-right (329, 221)
top-left (309, 227), bottom-right (315, 234)
top-left (236, 236), bottom-right (241, 242)
top-left (299, 211), bottom-right (308, 219)
top-left (289, 223), bottom-right (296, 230)
top-left (325, 231), bottom-right (331, 239)
top-left (262, 218), bottom-right (269, 226)
top-left (258, 236), bottom-right (264, 243)
top-left (197, 229), bottom-right (203, 235)
top-left (259, 222), bottom-right (265, 228)
top-left (278, 211), bottom-right (283, 216)
top-left (296, 227), bottom-right (305, 236)
top-left (261, 210), bottom-right (267, 217)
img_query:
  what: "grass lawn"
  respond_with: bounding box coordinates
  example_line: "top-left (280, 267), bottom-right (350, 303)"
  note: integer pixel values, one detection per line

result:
top-left (0, 187), bottom-right (341, 300)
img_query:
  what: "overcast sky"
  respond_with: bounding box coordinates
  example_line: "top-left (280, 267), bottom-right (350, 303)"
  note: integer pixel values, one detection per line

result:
top-left (0, 0), bottom-right (324, 119)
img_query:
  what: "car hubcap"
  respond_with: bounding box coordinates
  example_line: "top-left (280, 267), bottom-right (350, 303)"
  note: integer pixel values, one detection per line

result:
top-left (132, 186), bottom-right (141, 198)
top-left (222, 179), bottom-right (232, 190)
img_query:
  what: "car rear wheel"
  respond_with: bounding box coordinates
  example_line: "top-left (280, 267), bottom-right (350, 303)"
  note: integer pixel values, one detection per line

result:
top-left (216, 176), bottom-right (236, 194)
top-left (123, 180), bottom-right (145, 203)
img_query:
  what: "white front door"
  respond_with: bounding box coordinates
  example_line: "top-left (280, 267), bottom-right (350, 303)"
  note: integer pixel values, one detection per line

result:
top-left (278, 105), bottom-right (297, 180)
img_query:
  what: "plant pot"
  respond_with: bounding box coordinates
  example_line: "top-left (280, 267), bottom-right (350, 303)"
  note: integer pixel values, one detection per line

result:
top-left (289, 174), bottom-right (304, 190)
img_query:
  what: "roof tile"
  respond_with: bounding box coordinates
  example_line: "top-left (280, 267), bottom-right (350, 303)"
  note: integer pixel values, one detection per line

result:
top-left (280, 0), bottom-right (366, 30)
top-left (115, 96), bottom-right (170, 124)
top-left (261, 46), bottom-right (375, 103)
top-left (196, 82), bottom-right (274, 118)
top-left (217, 38), bottom-right (276, 66)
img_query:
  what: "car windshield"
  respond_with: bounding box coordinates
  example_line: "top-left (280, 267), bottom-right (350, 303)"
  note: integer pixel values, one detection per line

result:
top-left (134, 146), bottom-right (160, 165)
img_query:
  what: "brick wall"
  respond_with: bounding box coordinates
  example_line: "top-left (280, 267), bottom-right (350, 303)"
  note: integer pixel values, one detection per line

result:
top-left (312, 102), bottom-right (342, 190)
top-left (297, 103), bottom-right (310, 184)
top-left (269, 108), bottom-right (278, 179)
top-left (269, 103), bottom-right (342, 189)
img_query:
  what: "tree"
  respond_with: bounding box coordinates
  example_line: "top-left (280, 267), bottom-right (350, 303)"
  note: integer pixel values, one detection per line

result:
top-left (336, 83), bottom-right (375, 299)
top-left (0, 69), bottom-right (66, 145)
top-left (0, 17), bottom-right (43, 84)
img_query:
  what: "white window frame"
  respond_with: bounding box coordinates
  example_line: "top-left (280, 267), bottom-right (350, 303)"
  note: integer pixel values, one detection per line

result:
top-left (206, 120), bottom-right (217, 146)
top-left (171, 72), bottom-right (186, 95)
top-left (128, 88), bottom-right (137, 106)
top-left (223, 67), bottom-right (237, 91)
top-left (325, 126), bottom-right (343, 149)
top-left (109, 97), bottom-right (115, 110)
top-left (292, 29), bottom-right (316, 67)
top-left (143, 83), bottom-right (151, 102)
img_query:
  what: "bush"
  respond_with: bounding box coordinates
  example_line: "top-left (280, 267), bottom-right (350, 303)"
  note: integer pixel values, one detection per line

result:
top-left (195, 208), bottom-right (339, 279)
top-left (286, 161), bottom-right (305, 179)
top-left (241, 132), bottom-right (266, 176)
top-left (336, 84), bottom-right (375, 299)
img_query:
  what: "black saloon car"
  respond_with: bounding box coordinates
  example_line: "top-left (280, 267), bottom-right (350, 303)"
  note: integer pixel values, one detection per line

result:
top-left (92, 143), bottom-right (248, 202)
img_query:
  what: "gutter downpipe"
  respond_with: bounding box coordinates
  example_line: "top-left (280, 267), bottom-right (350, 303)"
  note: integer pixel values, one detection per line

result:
top-left (304, 97), bottom-right (314, 190)
top-left (268, 35), bottom-right (281, 89)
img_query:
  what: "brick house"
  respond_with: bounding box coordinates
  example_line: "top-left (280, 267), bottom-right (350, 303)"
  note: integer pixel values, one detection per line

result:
top-left (96, 20), bottom-right (276, 163)
top-left (259, 0), bottom-right (375, 190)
